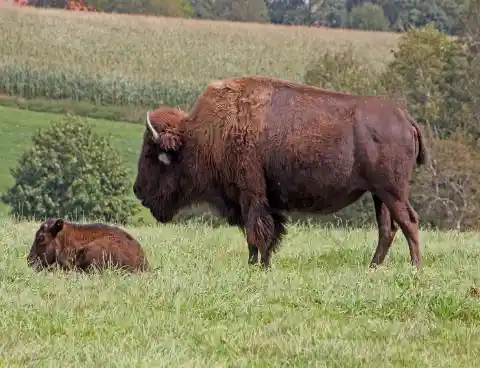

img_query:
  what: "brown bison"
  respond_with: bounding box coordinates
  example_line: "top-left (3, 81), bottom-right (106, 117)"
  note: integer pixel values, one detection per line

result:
top-left (133, 75), bottom-right (427, 269)
top-left (27, 218), bottom-right (150, 272)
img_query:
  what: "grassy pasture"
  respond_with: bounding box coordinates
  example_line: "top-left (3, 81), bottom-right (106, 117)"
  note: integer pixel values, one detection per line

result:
top-left (1, 218), bottom-right (480, 366)
top-left (0, 106), bottom-right (147, 220)
top-left (0, 7), bottom-right (400, 107)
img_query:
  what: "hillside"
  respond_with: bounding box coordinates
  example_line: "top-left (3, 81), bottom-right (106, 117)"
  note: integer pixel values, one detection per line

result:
top-left (0, 106), bottom-right (148, 219)
top-left (0, 7), bottom-right (401, 108)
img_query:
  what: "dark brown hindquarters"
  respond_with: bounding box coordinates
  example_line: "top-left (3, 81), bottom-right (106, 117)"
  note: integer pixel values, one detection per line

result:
top-left (369, 110), bottom-right (427, 269)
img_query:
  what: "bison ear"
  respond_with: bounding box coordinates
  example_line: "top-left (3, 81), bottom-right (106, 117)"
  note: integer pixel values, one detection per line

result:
top-left (145, 110), bottom-right (183, 152)
top-left (51, 219), bottom-right (64, 235)
top-left (157, 132), bottom-right (183, 152)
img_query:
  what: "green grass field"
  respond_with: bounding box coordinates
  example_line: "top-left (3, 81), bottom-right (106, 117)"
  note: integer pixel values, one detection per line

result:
top-left (1, 218), bottom-right (480, 366)
top-left (0, 7), bottom-right (400, 107)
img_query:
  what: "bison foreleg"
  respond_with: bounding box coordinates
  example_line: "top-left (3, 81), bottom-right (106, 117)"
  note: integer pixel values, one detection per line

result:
top-left (240, 195), bottom-right (276, 268)
top-left (248, 243), bottom-right (259, 264)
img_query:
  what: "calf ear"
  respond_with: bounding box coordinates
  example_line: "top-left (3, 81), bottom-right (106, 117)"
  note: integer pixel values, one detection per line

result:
top-left (51, 219), bottom-right (64, 236)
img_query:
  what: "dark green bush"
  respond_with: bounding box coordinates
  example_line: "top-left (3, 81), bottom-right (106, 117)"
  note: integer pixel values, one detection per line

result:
top-left (1, 114), bottom-right (140, 224)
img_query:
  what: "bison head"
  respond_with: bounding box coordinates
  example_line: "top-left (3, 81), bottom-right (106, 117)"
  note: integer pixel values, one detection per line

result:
top-left (27, 218), bottom-right (64, 270)
top-left (133, 108), bottom-right (191, 223)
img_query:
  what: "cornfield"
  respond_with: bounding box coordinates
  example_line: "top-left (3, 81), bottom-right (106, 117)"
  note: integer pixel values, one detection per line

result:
top-left (0, 7), bottom-right (401, 108)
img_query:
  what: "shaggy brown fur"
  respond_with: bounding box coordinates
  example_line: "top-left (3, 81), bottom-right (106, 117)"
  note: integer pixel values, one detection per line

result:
top-left (27, 219), bottom-right (150, 273)
top-left (133, 75), bottom-right (428, 269)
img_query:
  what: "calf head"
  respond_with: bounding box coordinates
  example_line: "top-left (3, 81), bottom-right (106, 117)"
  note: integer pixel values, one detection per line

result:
top-left (133, 108), bottom-right (189, 223)
top-left (27, 218), bottom-right (64, 270)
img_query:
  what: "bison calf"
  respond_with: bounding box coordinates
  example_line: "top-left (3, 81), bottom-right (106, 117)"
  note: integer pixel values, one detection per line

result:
top-left (27, 218), bottom-right (149, 273)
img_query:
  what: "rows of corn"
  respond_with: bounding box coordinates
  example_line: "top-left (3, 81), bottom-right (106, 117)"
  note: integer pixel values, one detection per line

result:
top-left (0, 8), bottom-right (400, 108)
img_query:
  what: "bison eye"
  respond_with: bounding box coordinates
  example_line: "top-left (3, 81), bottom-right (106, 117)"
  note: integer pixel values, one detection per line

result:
top-left (39, 235), bottom-right (44, 242)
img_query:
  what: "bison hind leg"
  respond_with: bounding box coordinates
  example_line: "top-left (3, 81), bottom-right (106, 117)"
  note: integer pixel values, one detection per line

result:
top-left (370, 194), bottom-right (399, 267)
top-left (375, 191), bottom-right (422, 268)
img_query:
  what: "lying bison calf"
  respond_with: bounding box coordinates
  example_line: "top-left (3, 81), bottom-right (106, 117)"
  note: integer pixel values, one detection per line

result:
top-left (27, 218), bottom-right (149, 273)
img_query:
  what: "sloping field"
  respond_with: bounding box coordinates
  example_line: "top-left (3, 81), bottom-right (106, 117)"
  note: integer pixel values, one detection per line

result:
top-left (0, 8), bottom-right (400, 107)
top-left (0, 106), bottom-right (146, 219)
top-left (1, 219), bottom-right (480, 366)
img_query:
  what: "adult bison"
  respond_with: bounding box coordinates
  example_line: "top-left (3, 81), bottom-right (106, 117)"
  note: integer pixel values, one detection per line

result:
top-left (133, 75), bottom-right (427, 269)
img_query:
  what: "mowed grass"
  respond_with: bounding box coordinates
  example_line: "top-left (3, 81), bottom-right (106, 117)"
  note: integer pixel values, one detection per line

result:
top-left (1, 218), bottom-right (480, 366)
top-left (0, 7), bottom-right (400, 107)
top-left (0, 106), bottom-right (147, 219)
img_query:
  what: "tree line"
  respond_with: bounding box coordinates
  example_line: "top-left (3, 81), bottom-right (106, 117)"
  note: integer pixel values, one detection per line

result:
top-left (24, 0), bottom-right (470, 36)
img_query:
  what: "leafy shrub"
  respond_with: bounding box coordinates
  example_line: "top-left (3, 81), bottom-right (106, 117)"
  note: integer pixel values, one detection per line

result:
top-left (410, 132), bottom-right (480, 230)
top-left (304, 44), bottom-right (385, 96)
top-left (1, 114), bottom-right (140, 224)
top-left (348, 3), bottom-right (390, 31)
top-left (382, 23), bottom-right (477, 138)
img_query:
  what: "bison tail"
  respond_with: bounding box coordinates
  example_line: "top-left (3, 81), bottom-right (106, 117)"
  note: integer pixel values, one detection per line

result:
top-left (407, 112), bottom-right (428, 166)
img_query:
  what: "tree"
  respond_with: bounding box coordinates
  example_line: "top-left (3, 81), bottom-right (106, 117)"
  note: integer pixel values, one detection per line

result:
top-left (382, 23), bottom-right (480, 139)
top-left (265, 0), bottom-right (306, 24)
top-left (92, 0), bottom-right (190, 17)
top-left (311, 0), bottom-right (347, 28)
top-left (190, 0), bottom-right (270, 22)
top-left (372, 0), bottom-right (468, 34)
top-left (2, 114), bottom-right (140, 224)
top-left (348, 2), bottom-right (390, 31)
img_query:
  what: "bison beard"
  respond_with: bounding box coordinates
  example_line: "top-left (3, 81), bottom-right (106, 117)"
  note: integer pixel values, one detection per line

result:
top-left (133, 75), bottom-right (428, 270)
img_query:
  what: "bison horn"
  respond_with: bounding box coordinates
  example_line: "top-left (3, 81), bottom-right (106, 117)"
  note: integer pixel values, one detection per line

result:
top-left (146, 111), bottom-right (160, 141)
